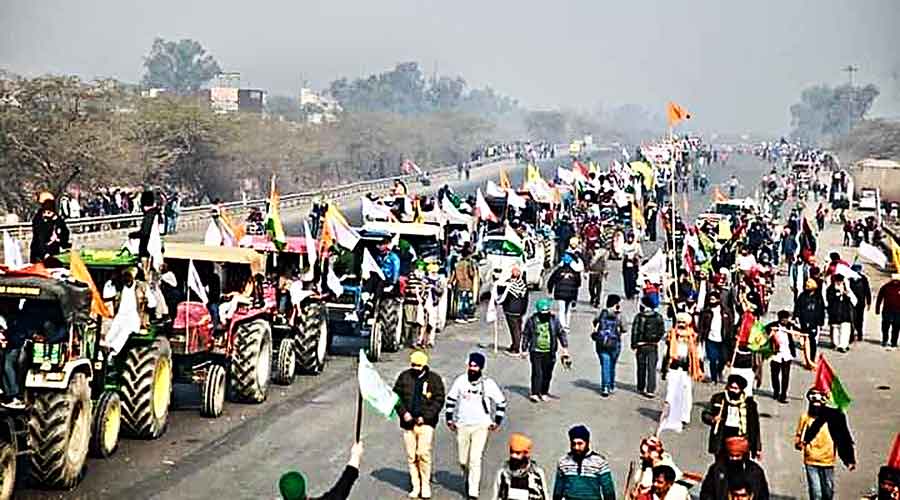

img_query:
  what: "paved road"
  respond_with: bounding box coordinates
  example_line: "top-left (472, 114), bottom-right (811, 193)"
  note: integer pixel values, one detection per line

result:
top-left (21, 154), bottom-right (899, 499)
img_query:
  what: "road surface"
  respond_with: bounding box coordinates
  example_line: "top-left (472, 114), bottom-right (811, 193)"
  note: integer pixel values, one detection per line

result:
top-left (19, 154), bottom-right (899, 499)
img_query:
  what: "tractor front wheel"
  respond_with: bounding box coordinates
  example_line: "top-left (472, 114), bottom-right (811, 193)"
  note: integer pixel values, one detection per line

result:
top-left (200, 364), bottom-right (226, 418)
top-left (273, 338), bottom-right (296, 385)
top-left (0, 428), bottom-right (16, 500)
top-left (295, 302), bottom-right (328, 374)
top-left (229, 319), bottom-right (272, 403)
top-left (89, 391), bottom-right (121, 458)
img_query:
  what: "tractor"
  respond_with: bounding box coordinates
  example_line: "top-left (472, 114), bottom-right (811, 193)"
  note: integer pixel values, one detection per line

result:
top-left (0, 269), bottom-right (122, 494)
top-left (238, 235), bottom-right (329, 383)
top-left (162, 243), bottom-right (274, 418)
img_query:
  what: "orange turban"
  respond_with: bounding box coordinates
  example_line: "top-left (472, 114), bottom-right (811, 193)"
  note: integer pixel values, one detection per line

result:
top-left (508, 433), bottom-right (533, 454)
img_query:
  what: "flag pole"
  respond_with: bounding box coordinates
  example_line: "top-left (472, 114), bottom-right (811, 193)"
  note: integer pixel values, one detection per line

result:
top-left (354, 356), bottom-right (364, 443)
top-left (493, 314), bottom-right (499, 355)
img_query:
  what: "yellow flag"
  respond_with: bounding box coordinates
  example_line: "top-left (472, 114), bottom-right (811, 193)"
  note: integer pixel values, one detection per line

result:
top-left (69, 250), bottom-right (113, 319)
top-left (499, 168), bottom-right (512, 190)
top-left (891, 235), bottom-right (900, 272)
top-left (718, 218), bottom-right (732, 241)
top-left (632, 203), bottom-right (645, 230)
top-left (527, 163), bottom-right (542, 183)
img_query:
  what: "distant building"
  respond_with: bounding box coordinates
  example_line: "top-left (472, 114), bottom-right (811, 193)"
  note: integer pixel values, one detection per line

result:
top-left (299, 87), bottom-right (341, 124)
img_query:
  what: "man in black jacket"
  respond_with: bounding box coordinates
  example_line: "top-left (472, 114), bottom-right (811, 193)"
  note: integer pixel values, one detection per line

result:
top-left (631, 294), bottom-right (665, 398)
top-left (547, 255), bottom-right (581, 332)
top-left (701, 375), bottom-right (762, 460)
top-left (279, 442), bottom-right (363, 500)
top-left (699, 436), bottom-right (770, 500)
top-left (128, 190), bottom-right (160, 274)
top-left (522, 298), bottom-right (569, 403)
top-left (794, 279), bottom-right (825, 362)
top-left (826, 275), bottom-right (856, 352)
top-left (30, 192), bottom-right (70, 263)
top-left (848, 263), bottom-right (871, 343)
top-left (393, 350), bottom-right (446, 499)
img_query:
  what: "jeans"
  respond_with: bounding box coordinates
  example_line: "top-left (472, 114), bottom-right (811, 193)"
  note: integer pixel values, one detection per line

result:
top-left (458, 290), bottom-right (474, 319)
top-left (596, 343), bottom-right (621, 392)
top-left (556, 300), bottom-right (574, 330)
top-left (805, 464), bottom-right (835, 500)
top-left (882, 310), bottom-right (900, 347)
top-left (852, 304), bottom-right (865, 342)
top-left (504, 313), bottom-right (523, 353)
top-left (635, 345), bottom-right (658, 394)
top-left (706, 340), bottom-right (725, 383)
top-left (623, 266), bottom-right (639, 299)
top-left (529, 351), bottom-right (556, 396)
top-left (588, 274), bottom-right (603, 307)
top-left (770, 359), bottom-right (791, 400)
top-left (2, 347), bottom-right (21, 398)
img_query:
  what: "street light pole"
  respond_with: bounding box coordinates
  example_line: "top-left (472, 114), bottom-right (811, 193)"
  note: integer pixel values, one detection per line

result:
top-left (842, 64), bottom-right (859, 132)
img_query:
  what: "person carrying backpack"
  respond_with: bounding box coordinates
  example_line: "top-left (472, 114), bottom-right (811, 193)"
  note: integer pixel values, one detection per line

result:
top-left (631, 294), bottom-right (666, 398)
top-left (592, 295), bottom-right (626, 397)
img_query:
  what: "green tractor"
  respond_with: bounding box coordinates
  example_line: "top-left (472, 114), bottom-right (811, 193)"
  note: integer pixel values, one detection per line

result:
top-left (0, 270), bottom-right (119, 492)
top-left (57, 250), bottom-right (172, 441)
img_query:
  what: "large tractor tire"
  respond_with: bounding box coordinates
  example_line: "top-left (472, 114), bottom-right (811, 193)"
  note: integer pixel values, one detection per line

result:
top-left (120, 338), bottom-right (172, 439)
top-left (200, 364), bottom-right (226, 418)
top-left (0, 422), bottom-right (17, 500)
top-left (229, 319), bottom-right (272, 403)
top-left (29, 372), bottom-right (92, 489)
top-left (295, 302), bottom-right (328, 375)
top-left (378, 297), bottom-right (404, 353)
top-left (89, 391), bottom-right (121, 458)
top-left (367, 321), bottom-right (382, 362)
top-left (272, 337), bottom-right (296, 385)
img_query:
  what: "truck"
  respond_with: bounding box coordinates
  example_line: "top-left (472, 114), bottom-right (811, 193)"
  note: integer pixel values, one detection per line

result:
top-left (850, 159), bottom-right (900, 215)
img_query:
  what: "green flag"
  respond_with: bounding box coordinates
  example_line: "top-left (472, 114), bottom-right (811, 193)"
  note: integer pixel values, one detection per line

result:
top-left (357, 350), bottom-right (399, 419)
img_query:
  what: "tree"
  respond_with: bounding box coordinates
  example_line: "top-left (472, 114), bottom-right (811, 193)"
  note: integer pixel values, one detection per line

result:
top-left (790, 83), bottom-right (880, 144)
top-left (525, 110), bottom-right (567, 142)
top-left (141, 38), bottom-right (222, 94)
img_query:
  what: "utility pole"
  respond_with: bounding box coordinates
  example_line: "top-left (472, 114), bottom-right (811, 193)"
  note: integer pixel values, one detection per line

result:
top-left (842, 64), bottom-right (859, 132)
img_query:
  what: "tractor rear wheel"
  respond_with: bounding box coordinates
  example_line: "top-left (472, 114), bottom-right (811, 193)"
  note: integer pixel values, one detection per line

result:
top-left (229, 319), bottom-right (272, 403)
top-left (0, 426), bottom-right (16, 500)
top-left (295, 302), bottom-right (327, 374)
top-left (28, 372), bottom-right (92, 489)
top-left (120, 338), bottom-right (172, 439)
top-left (200, 364), bottom-right (226, 418)
top-left (378, 297), bottom-right (404, 353)
top-left (89, 391), bottom-right (121, 458)
top-left (273, 337), bottom-right (296, 385)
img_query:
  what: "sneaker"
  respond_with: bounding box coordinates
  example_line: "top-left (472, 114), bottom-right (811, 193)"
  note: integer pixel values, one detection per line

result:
top-left (643, 392), bottom-right (656, 399)
top-left (503, 350), bottom-right (521, 357)
top-left (540, 394), bottom-right (551, 402)
top-left (600, 389), bottom-right (609, 398)
top-left (408, 491), bottom-right (420, 499)
top-left (888, 346), bottom-right (896, 352)
top-left (1, 398), bottom-right (24, 410)
top-left (455, 319), bottom-right (466, 324)
top-left (529, 395), bottom-right (541, 403)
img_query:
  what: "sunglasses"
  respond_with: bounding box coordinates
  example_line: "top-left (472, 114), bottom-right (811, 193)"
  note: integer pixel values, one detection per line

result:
top-left (410, 363), bottom-right (424, 368)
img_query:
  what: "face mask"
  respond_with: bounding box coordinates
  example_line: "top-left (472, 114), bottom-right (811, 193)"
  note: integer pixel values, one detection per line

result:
top-left (727, 390), bottom-right (742, 400)
top-left (538, 312), bottom-right (551, 320)
top-left (467, 369), bottom-right (482, 382)
top-left (508, 457), bottom-right (528, 470)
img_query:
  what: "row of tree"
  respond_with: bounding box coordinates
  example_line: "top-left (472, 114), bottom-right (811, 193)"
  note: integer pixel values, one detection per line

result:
top-left (789, 82), bottom-right (880, 145)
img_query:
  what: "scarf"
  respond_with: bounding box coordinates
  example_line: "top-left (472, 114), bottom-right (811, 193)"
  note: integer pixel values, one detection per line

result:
top-left (668, 326), bottom-right (703, 381)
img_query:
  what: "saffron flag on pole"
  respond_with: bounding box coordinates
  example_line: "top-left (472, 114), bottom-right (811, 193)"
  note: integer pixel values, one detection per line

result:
top-left (666, 101), bottom-right (691, 127)
top-left (187, 259), bottom-right (209, 304)
top-left (69, 250), bottom-right (113, 319)
top-left (265, 175), bottom-right (286, 250)
top-left (358, 349), bottom-right (399, 419)
top-left (890, 235), bottom-right (900, 272)
top-left (325, 205), bottom-right (360, 250)
top-left (814, 355), bottom-right (852, 411)
top-left (499, 168), bottom-right (512, 190)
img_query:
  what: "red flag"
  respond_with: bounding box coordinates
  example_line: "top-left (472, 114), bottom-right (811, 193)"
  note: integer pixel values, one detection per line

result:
top-left (887, 432), bottom-right (900, 470)
top-left (737, 311), bottom-right (755, 344)
top-left (813, 356), bottom-right (852, 411)
top-left (573, 160), bottom-right (590, 178)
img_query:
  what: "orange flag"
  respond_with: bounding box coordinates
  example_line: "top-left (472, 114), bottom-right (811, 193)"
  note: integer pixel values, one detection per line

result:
top-left (713, 186), bottom-right (728, 202)
top-left (499, 168), bottom-right (512, 190)
top-left (667, 101), bottom-right (691, 127)
top-left (69, 250), bottom-right (113, 319)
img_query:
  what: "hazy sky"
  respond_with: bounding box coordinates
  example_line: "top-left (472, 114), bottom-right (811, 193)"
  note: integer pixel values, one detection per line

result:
top-left (2, 0), bottom-right (898, 135)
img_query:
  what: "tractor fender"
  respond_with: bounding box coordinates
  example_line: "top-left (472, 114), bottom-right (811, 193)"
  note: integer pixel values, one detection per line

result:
top-left (25, 359), bottom-right (93, 390)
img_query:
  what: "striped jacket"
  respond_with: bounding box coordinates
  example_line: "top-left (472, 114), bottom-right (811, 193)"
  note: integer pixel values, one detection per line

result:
top-left (553, 451), bottom-right (616, 500)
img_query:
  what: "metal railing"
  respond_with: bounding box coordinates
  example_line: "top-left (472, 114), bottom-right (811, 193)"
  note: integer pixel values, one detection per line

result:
top-left (1, 155), bottom-right (514, 250)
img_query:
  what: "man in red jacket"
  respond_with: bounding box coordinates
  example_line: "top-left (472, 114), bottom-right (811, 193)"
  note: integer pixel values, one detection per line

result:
top-left (876, 273), bottom-right (900, 350)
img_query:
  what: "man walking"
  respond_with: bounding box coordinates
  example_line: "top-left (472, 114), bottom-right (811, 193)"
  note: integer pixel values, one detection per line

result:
top-left (631, 295), bottom-right (666, 398)
top-left (697, 294), bottom-right (734, 385)
top-left (875, 273), bottom-right (900, 350)
top-left (446, 353), bottom-right (508, 500)
top-left (393, 351), bottom-right (446, 499)
top-left (795, 279), bottom-right (826, 362)
top-left (848, 263), bottom-right (871, 343)
top-left (699, 436), bottom-right (770, 500)
top-left (701, 375), bottom-right (762, 460)
top-left (826, 275), bottom-right (856, 352)
top-left (766, 310), bottom-right (798, 403)
top-left (492, 433), bottom-right (550, 500)
top-left (592, 295), bottom-right (625, 397)
top-left (621, 232), bottom-right (643, 300)
top-left (794, 388), bottom-right (857, 500)
top-left (553, 425), bottom-right (616, 500)
top-left (522, 298), bottom-right (570, 403)
top-left (499, 266), bottom-right (530, 355)
top-left (547, 254), bottom-right (582, 332)
top-left (587, 247), bottom-right (608, 308)
top-left (451, 248), bottom-right (478, 322)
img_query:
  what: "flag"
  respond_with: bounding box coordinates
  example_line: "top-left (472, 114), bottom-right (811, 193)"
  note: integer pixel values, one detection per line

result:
top-left (187, 259), bottom-right (209, 304)
top-left (503, 224), bottom-right (524, 254)
top-left (814, 356), bottom-right (852, 411)
top-left (2, 231), bottom-right (23, 268)
top-left (557, 167), bottom-right (575, 184)
top-left (265, 175), bottom-right (286, 250)
top-left (486, 180), bottom-right (506, 198)
top-left (361, 197), bottom-right (395, 222)
top-left (887, 432), bottom-right (900, 470)
top-left (891, 235), bottom-right (900, 272)
top-left (302, 219), bottom-right (317, 281)
top-left (717, 218), bottom-right (732, 241)
top-left (325, 205), bottom-right (360, 250)
top-left (441, 196), bottom-right (469, 224)
top-left (573, 161), bottom-right (590, 181)
top-left (218, 209), bottom-right (244, 246)
top-left (712, 186), bottom-right (728, 202)
top-left (629, 161), bottom-right (654, 189)
top-left (475, 188), bottom-right (497, 222)
top-left (362, 247), bottom-right (385, 280)
top-left (148, 218), bottom-right (163, 271)
top-left (499, 168), bottom-right (512, 190)
top-left (737, 311), bottom-right (755, 344)
top-left (632, 203), bottom-right (645, 230)
top-left (666, 101), bottom-right (691, 127)
top-left (69, 250), bottom-right (113, 319)
top-left (204, 220), bottom-right (223, 246)
top-left (327, 261), bottom-right (344, 297)
top-left (412, 198), bottom-right (425, 224)
top-left (858, 242), bottom-right (887, 269)
top-left (485, 285), bottom-right (498, 323)
top-left (525, 163), bottom-right (542, 185)
top-left (506, 189), bottom-right (526, 210)
top-left (747, 321), bottom-right (773, 358)
top-left (639, 249), bottom-right (666, 282)
top-left (358, 349), bottom-right (399, 419)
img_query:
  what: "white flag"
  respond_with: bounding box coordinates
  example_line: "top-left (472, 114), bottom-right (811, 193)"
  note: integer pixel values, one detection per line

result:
top-left (475, 188), bottom-right (497, 222)
top-left (358, 349), bottom-right (399, 419)
top-left (204, 220), bottom-right (223, 246)
top-left (148, 218), bottom-right (163, 271)
top-left (858, 242), bottom-right (887, 269)
top-left (485, 284), bottom-right (498, 323)
top-left (2, 231), bottom-right (23, 268)
top-left (441, 196), bottom-right (470, 225)
top-left (362, 197), bottom-right (395, 222)
top-left (639, 248), bottom-right (666, 283)
top-left (834, 263), bottom-right (860, 280)
top-left (486, 180), bottom-right (506, 198)
top-left (327, 262), bottom-right (344, 297)
top-left (506, 189), bottom-right (527, 210)
top-left (557, 167), bottom-right (575, 184)
top-left (303, 219), bottom-right (317, 281)
top-left (362, 247), bottom-right (385, 280)
top-left (187, 259), bottom-right (209, 304)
